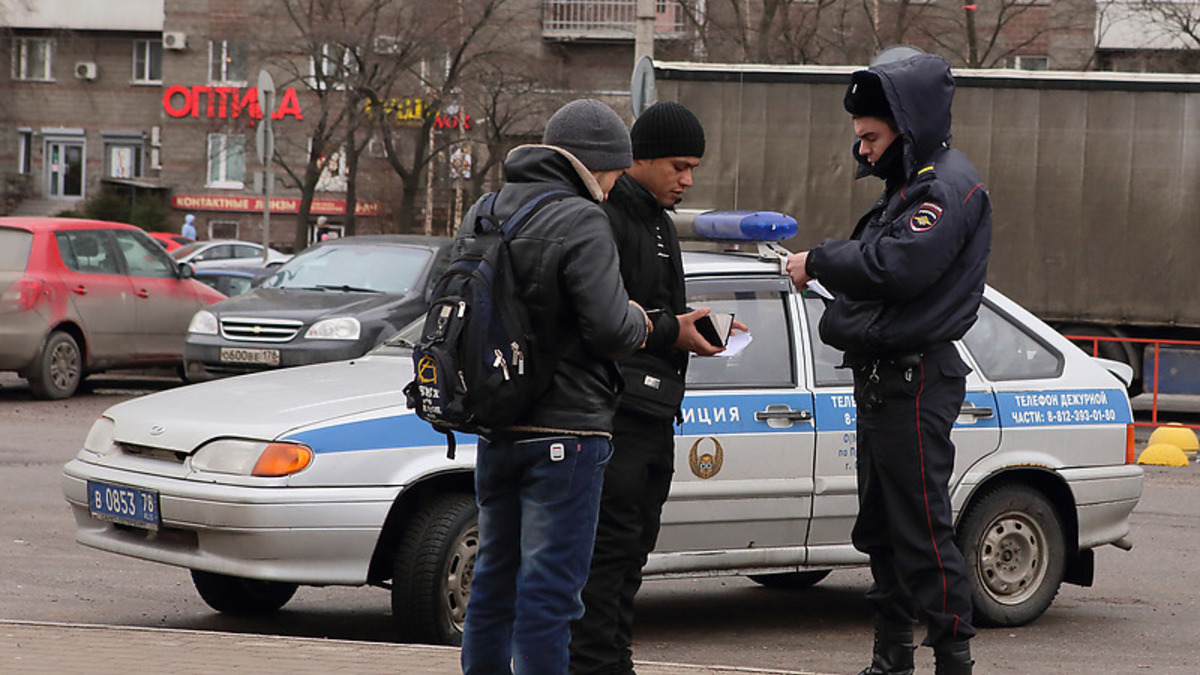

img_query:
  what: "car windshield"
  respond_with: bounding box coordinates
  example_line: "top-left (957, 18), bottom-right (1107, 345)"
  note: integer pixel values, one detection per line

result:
top-left (0, 230), bottom-right (33, 271)
top-left (171, 241), bottom-right (208, 260)
top-left (260, 244), bottom-right (432, 295)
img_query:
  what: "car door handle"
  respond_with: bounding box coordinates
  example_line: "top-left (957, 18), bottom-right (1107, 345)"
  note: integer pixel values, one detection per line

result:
top-left (755, 404), bottom-right (813, 424)
top-left (959, 403), bottom-right (994, 418)
top-left (71, 285), bottom-right (87, 296)
top-left (135, 288), bottom-right (150, 299)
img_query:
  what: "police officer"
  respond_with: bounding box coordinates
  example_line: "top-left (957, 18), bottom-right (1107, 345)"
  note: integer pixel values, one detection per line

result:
top-left (786, 50), bottom-right (991, 675)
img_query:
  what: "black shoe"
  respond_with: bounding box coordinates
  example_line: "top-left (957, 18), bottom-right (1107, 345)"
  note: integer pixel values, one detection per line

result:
top-left (856, 619), bottom-right (915, 675)
top-left (933, 639), bottom-right (973, 675)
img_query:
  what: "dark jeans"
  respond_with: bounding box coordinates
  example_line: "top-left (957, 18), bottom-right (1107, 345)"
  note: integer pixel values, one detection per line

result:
top-left (851, 345), bottom-right (977, 646)
top-left (461, 434), bottom-right (613, 675)
top-left (570, 412), bottom-right (675, 675)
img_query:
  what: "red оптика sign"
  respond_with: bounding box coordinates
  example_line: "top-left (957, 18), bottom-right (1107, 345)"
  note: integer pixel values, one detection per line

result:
top-left (162, 86), bottom-right (304, 121)
top-left (172, 194), bottom-right (381, 216)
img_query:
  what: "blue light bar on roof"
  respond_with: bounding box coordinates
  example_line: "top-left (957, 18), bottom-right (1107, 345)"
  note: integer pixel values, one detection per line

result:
top-left (692, 210), bottom-right (798, 242)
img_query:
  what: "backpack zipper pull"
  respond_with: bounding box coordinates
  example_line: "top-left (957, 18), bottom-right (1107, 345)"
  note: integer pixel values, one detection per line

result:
top-left (493, 349), bottom-right (510, 380)
top-left (511, 341), bottom-right (524, 376)
top-left (457, 300), bottom-right (467, 318)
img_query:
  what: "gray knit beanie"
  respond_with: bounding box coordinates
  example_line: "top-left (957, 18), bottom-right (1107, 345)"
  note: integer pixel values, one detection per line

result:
top-left (543, 99), bottom-right (633, 172)
top-left (631, 101), bottom-right (705, 160)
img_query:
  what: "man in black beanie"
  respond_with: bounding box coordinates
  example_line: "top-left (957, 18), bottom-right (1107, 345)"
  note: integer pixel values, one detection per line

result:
top-left (570, 100), bottom-right (741, 675)
top-left (787, 53), bottom-right (990, 675)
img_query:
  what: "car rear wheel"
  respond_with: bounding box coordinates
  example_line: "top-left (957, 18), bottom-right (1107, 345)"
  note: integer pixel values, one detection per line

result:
top-left (391, 493), bottom-right (478, 645)
top-left (746, 569), bottom-right (831, 590)
top-left (190, 569), bottom-right (298, 615)
top-left (29, 331), bottom-right (82, 400)
top-left (957, 484), bottom-right (1066, 627)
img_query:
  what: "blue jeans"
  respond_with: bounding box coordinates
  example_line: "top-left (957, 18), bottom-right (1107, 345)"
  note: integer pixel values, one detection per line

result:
top-left (461, 434), bottom-right (613, 675)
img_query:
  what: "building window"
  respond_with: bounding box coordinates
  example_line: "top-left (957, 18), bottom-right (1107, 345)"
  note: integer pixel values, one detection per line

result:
top-left (208, 40), bottom-right (247, 84)
top-left (210, 220), bottom-right (240, 239)
top-left (1015, 55), bottom-right (1050, 71)
top-left (207, 133), bottom-right (246, 189)
top-left (133, 40), bottom-right (162, 83)
top-left (17, 130), bottom-right (32, 174)
top-left (12, 38), bottom-right (53, 81)
top-left (103, 132), bottom-right (145, 179)
top-left (310, 43), bottom-right (353, 89)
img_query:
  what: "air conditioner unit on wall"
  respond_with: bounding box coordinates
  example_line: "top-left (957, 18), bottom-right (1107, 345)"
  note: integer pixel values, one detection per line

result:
top-left (74, 62), bottom-right (98, 80)
top-left (163, 32), bottom-right (187, 50)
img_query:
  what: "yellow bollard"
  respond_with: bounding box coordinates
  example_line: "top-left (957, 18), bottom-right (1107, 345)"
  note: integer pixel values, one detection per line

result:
top-left (1147, 423), bottom-right (1200, 456)
top-left (1137, 443), bottom-right (1191, 467)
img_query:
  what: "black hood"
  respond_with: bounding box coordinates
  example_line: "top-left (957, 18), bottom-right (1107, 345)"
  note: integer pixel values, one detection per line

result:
top-left (857, 54), bottom-right (955, 179)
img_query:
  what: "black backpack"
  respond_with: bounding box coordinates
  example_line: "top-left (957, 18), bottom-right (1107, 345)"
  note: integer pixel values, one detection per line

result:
top-left (404, 188), bottom-right (570, 457)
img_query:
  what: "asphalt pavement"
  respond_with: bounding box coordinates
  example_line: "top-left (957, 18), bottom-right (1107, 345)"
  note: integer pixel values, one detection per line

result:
top-left (0, 620), bottom-right (826, 675)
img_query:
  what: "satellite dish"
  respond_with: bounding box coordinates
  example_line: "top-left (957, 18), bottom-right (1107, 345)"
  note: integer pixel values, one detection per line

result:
top-left (630, 55), bottom-right (657, 118)
top-left (871, 45), bottom-right (925, 67)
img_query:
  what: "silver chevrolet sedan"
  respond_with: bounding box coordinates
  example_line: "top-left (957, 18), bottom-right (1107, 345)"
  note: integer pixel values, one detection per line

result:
top-left (62, 215), bottom-right (1142, 645)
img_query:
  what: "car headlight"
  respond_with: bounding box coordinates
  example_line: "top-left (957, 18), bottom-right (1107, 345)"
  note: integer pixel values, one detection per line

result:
top-left (188, 309), bottom-right (219, 335)
top-left (305, 317), bottom-right (361, 340)
top-left (191, 439), bottom-right (314, 477)
top-left (80, 416), bottom-right (116, 457)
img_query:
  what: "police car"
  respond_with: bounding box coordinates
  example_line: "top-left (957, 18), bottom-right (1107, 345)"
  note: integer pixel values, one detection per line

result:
top-left (61, 212), bottom-right (1143, 645)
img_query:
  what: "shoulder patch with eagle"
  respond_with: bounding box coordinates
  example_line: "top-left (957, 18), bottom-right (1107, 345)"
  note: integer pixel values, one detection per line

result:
top-left (910, 202), bottom-right (943, 232)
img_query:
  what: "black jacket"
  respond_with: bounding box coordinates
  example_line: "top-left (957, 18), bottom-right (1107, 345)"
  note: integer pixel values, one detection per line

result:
top-left (455, 145), bottom-right (647, 434)
top-left (807, 54), bottom-right (992, 358)
top-left (603, 173), bottom-right (689, 417)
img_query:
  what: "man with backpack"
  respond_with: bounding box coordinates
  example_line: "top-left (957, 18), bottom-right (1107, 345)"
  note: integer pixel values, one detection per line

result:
top-left (458, 98), bottom-right (650, 675)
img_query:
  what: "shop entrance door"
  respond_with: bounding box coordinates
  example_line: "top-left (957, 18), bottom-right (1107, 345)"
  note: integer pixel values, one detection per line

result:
top-left (46, 141), bottom-right (85, 199)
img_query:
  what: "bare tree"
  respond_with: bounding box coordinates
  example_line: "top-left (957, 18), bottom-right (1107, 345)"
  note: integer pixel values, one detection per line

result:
top-left (914, 1), bottom-right (1093, 69)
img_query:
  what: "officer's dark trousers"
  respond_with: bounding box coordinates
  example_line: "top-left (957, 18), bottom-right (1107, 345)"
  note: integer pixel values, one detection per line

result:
top-left (569, 411), bottom-right (675, 675)
top-left (851, 344), bottom-right (977, 646)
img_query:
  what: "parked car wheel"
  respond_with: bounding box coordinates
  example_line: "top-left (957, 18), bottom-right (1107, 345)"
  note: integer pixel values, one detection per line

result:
top-left (190, 569), bottom-right (298, 615)
top-left (746, 569), bottom-right (831, 590)
top-left (958, 484), bottom-right (1065, 627)
top-left (29, 331), bottom-right (82, 400)
top-left (391, 493), bottom-right (478, 645)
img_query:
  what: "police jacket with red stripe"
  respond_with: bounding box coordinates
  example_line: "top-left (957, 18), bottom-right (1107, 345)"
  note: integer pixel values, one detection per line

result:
top-left (806, 54), bottom-right (992, 358)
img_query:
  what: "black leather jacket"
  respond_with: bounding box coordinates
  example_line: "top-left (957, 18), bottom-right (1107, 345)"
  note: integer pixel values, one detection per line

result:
top-left (807, 54), bottom-right (992, 358)
top-left (455, 145), bottom-right (647, 434)
top-left (603, 173), bottom-right (689, 418)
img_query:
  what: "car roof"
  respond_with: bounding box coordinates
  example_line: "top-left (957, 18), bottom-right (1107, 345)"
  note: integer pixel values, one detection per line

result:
top-left (310, 234), bottom-right (454, 248)
top-left (681, 247), bottom-right (787, 277)
top-left (0, 217), bottom-right (143, 233)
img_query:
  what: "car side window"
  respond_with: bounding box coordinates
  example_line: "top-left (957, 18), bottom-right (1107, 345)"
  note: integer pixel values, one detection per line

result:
top-left (803, 296), bottom-right (854, 387)
top-left (233, 244), bottom-right (259, 259)
top-left (685, 277), bottom-right (795, 390)
top-left (56, 231), bottom-right (120, 275)
top-left (197, 245), bottom-right (230, 261)
top-left (962, 301), bottom-right (1062, 380)
top-left (111, 231), bottom-right (176, 279)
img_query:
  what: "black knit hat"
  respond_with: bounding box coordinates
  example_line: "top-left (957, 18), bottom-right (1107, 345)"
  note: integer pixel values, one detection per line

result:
top-left (543, 99), bottom-right (633, 171)
top-left (631, 101), bottom-right (705, 160)
top-left (844, 70), bottom-right (892, 119)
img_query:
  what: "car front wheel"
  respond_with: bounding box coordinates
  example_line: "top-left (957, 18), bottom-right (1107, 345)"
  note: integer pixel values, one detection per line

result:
top-left (29, 331), bottom-right (82, 400)
top-left (190, 569), bottom-right (298, 615)
top-left (391, 493), bottom-right (478, 645)
top-left (957, 484), bottom-right (1066, 627)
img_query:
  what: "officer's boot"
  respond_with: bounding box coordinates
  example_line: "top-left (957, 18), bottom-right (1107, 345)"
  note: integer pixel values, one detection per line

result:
top-left (855, 617), bottom-right (915, 675)
top-left (932, 639), bottom-right (974, 675)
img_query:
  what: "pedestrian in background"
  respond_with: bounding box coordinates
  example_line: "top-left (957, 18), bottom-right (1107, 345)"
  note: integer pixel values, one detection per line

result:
top-left (570, 101), bottom-right (743, 675)
top-left (181, 213), bottom-right (197, 240)
top-left (460, 98), bottom-right (650, 675)
top-left (786, 50), bottom-right (991, 675)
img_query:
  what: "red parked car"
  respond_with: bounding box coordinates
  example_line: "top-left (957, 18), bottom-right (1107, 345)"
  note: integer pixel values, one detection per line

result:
top-left (0, 218), bottom-right (226, 399)
top-left (148, 231), bottom-right (196, 252)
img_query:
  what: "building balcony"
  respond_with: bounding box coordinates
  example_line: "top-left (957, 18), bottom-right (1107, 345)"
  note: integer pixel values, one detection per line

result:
top-left (542, 0), bottom-right (688, 40)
